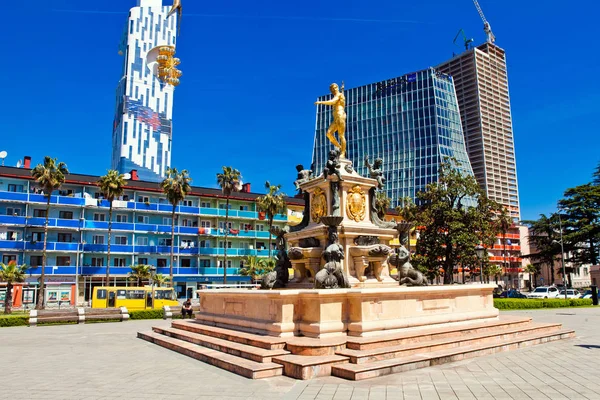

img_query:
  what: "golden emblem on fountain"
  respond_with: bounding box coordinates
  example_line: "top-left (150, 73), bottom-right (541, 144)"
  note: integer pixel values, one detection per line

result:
top-left (346, 185), bottom-right (366, 222)
top-left (311, 187), bottom-right (327, 223)
top-left (157, 46), bottom-right (182, 87)
top-left (315, 82), bottom-right (347, 158)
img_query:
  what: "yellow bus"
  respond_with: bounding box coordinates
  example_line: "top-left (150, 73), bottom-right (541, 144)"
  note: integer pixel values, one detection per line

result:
top-left (92, 286), bottom-right (179, 310)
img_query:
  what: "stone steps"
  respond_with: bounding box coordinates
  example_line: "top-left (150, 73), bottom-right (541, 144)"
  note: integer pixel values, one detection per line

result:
top-left (272, 354), bottom-right (350, 380)
top-left (332, 328), bottom-right (575, 380)
top-left (346, 315), bottom-right (533, 350)
top-left (172, 320), bottom-right (287, 350)
top-left (338, 322), bottom-right (562, 364)
top-left (138, 331), bottom-right (283, 379)
top-left (152, 326), bottom-right (290, 363)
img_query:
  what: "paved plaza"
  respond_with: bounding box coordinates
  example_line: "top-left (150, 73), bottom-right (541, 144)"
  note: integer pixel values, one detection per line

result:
top-left (1, 308), bottom-right (599, 400)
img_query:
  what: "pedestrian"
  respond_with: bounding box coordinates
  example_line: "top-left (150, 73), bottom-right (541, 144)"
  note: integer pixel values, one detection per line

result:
top-left (181, 298), bottom-right (193, 319)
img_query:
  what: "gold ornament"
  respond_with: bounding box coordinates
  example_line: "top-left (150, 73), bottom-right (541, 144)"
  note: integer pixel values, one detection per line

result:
top-left (311, 187), bottom-right (327, 223)
top-left (346, 185), bottom-right (366, 222)
top-left (314, 82), bottom-right (347, 157)
top-left (157, 46), bottom-right (182, 87)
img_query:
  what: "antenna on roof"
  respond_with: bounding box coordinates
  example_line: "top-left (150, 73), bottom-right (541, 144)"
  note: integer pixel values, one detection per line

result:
top-left (16, 160), bottom-right (22, 168)
top-left (0, 151), bottom-right (7, 166)
top-left (123, 173), bottom-right (132, 180)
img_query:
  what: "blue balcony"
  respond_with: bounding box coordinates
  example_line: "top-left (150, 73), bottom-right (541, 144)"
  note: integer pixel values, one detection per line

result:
top-left (0, 240), bottom-right (25, 250)
top-left (28, 266), bottom-right (78, 275)
top-left (179, 226), bottom-right (198, 235)
top-left (179, 206), bottom-right (200, 214)
top-left (84, 221), bottom-right (108, 230)
top-left (80, 266), bottom-right (130, 275)
top-left (27, 218), bottom-right (82, 229)
top-left (158, 204), bottom-right (174, 213)
top-left (0, 191), bottom-right (28, 202)
top-left (110, 222), bottom-right (135, 231)
top-left (200, 207), bottom-right (219, 216)
top-left (0, 215), bottom-right (26, 225)
top-left (24, 242), bottom-right (81, 252)
top-left (83, 244), bottom-right (134, 253)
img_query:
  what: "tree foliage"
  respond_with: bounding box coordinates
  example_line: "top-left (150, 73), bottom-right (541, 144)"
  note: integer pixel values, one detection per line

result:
top-left (0, 261), bottom-right (27, 314)
top-left (239, 256), bottom-right (274, 281)
top-left (256, 181), bottom-right (286, 259)
top-left (522, 214), bottom-right (561, 285)
top-left (398, 159), bottom-right (507, 284)
top-left (129, 264), bottom-right (153, 287)
top-left (216, 166), bottom-right (242, 284)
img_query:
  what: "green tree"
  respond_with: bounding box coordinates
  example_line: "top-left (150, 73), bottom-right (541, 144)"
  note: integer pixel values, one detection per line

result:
top-left (98, 170), bottom-right (127, 286)
top-left (558, 183), bottom-right (600, 266)
top-left (593, 161), bottom-right (600, 186)
top-left (398, 160), bottom-right (505, 284)
top-left (216, 166), bottom-right (242, 284)
top-left (0, 261), bottom-right (27, 314)
top-left (160, 167), bottom-right (192, 287)
top-left (239, 256), bottom-right (274, 282)
top-left (256, 182), bottom-right (287, 260)
top-left (128, 264), bottom-right (153, 287)
top-left (153, 273), bottom-right (170, 287)
top-left (373, 191), bottom-right (392, 220)
top-left (488, 265), bottom-right (503, 285)
top-left (522, 214), bottom-right (561, 285)
top-left (31, 156), bottom-right (69, 310)
top-left (525, 263), bottom-right (538, 290)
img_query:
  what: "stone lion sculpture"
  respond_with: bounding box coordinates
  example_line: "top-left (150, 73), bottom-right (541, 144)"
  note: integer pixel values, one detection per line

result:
top-left (389, 246), bottom-right (427, 286)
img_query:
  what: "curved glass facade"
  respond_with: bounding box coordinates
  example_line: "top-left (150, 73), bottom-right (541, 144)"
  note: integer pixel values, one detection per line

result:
top-left (312, 68), bottom-right (474, 207)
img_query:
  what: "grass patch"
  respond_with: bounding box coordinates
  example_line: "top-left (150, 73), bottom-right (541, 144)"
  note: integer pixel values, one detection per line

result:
top-left (495, 298), bottom-right (593, 310)
top-left (0, 314), bottom-right (28, 327)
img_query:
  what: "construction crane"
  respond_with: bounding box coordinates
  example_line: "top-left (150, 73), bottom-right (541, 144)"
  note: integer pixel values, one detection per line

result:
top-left (472, 0), bottom-right (496, 44)
top-left (453, 29), bottom-right (474, 52)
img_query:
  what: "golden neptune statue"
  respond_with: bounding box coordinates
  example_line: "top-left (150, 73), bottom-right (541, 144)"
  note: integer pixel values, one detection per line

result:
top-left (315, 82), bottom-right (347, 158)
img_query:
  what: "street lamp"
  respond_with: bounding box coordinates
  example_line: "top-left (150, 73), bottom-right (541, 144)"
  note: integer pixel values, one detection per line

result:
top-left (552, 212), bottom-right (568, 300)
top-left (475, 245), bottom-right (486, 284)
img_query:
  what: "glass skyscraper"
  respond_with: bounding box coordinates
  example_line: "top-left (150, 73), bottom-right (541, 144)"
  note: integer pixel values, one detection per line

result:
top-left (312, 68), bottom-right (474, 207)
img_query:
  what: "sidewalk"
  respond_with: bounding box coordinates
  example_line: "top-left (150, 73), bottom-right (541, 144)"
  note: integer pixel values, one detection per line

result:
top-left (1, 308), bottom-right (599, 399)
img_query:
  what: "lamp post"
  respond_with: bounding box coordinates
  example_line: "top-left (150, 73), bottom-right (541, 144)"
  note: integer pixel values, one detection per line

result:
top-left (475, 245), bottom-right (486, 284)
top-left (553, 212), bottom-right (568, 300)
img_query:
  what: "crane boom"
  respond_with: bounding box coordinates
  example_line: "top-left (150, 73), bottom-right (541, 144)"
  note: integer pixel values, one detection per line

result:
top-left (472, 0), bottom-right (496, 44)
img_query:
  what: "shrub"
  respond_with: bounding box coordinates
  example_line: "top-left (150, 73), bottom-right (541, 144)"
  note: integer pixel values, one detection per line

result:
top-left (0, 315), bottom-right (28, 327)
top-left (129, 309), bottom-right (164, 320)
top-left (495, 298), bottom-right (593, 310)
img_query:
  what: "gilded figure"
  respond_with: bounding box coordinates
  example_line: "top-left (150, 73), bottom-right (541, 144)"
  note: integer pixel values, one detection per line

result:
top-left (315, 82), bottom-right (347, 157)
top-left (167, 0), bottom-right (183, 36)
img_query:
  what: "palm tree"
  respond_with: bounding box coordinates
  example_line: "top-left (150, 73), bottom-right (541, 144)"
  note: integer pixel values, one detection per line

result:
top-left (256, 182), bottom-right (287, 260)
top-left (153, 273), bottom-right (170, 287)
top-left (495, 207), bottom-right (512, 286)
top-left (216, 166), bottom-right (242, 284)
top-left (525, 264), bottom-right (538, 290)
top-left (31, 156), bottom-right (69, 310)
top-left (98, 170), bottom-right (127, 286)
top-left (239, 256), bottom-right (273, 283)
top-left (489, 265), bottom-right (503, 285)
top-left (128, 264), bottom-right (153, 287)
top-left (0, 261), bottom-right (28, 314)
top-left (160, 167), bottom-right (192, 287)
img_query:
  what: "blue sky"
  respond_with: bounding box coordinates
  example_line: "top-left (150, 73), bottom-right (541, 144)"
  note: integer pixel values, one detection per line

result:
top-left (1, 0), bottom-right (598, 221)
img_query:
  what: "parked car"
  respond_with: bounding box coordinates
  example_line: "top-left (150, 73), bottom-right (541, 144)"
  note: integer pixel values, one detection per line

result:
top-left (558, 289), bottom-right (580, 299)
top-left (495, 289), bottom-right (527, 299)
top-left (526, 286), bottom-right (561, 299)
top-left (580, 290), bottom-right (596, 299)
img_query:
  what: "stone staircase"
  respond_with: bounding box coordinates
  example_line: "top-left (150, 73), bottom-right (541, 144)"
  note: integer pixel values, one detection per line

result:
top-left (138, 315), bottom-right (574, 381)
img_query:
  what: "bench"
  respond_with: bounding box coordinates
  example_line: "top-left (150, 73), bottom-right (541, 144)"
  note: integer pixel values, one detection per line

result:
top-left (29, 307), bottom-right (129, 326)
top-left (163, 304), bottom-right (201, 320)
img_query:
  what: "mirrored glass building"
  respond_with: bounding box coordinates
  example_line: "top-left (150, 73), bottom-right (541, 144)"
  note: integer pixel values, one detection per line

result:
top-left (312, 68), bottom-right (474, 207)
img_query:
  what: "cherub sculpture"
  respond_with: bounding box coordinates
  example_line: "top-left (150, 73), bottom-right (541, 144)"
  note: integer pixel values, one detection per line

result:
top-left (364, 155), bottom-right (386, 190)
top-left (323, 149), bottom-right (343, 182)
top-left (389, 246), bottom-right (427, 286)
top-left (293, 164), bottom-right (313, 194)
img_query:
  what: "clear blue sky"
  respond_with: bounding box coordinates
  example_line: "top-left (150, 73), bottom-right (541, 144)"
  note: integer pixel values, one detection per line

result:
top-left (1, 0), bottom-right (598, 221)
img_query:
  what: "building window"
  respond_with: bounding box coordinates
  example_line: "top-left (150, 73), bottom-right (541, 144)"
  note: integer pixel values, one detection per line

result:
top-left (116, 214), bottom-right (128, 223)
top-left (136, 215), bottom-right (149, 224)
top-left (158, 238), bottom-right (172, 246)
top-left (137, 196), bottom-right (150, 203)
top-left (181, 218), bottom-right (194, 227)
top-left (138, 258), bottom-right (148, 265)
top-left (181, 240), bottom-right (194, 248)
top-left (93, 213), bottom-right (106, 222)
top-left (91, 257), bottom-right (104, 267)
top-left (33, 209), bottom-right (47, 218)
top-left (4, 231), bottom-right (18, 241)
top-left (2, 255), bottom-right (16, 264)
top-left (56, 256), bottom-right (71, 266)
top-left (201, 220), bottom-right (211, 228)
top-left (59, 211), bottom-right (73, 220)
top-left (218, 260), bottom-right (232, 268)
top-left (157, 259), bottom-right (167, 267)
top-left (256, 224), bottom-right (265, 231)
top-left (182, 200), bottom-right (193, 207)
top-left (57, 233), bottom-right (72, 243)
top-left (113, 258), bottom-right (126, 267)
top-left (201, 202), bottom-right (211, 208)
top-left (218, 221), bottom-right (232, 230)
top-left (219, 204), bottom-right (232, 210)
top-left (7, 184), bottom-right (24, 192)
top-left (584, 267), bottom-right (589, 276)
top-left (136, 237), bottom-right (148, 246)
top-left (115, 236), bottom-right (128, 245)
top-left (163, 217), bottom-right (172, 226)
top-left (92, 235), bottom-right (104, 245)
top-left (32, 232), bottom-right (44, 242)
top-left (6, 208), bottom-right (21, 216)
top-left (256, 242), bottom-right (266, 250)
top-left (200, 259), bottom-right (211, 268)
top-left (200, 240), bottom-right (210, 248)
top-left (218, 241), bottom-right (232, 249)
top-left (30, 256), bottom-right (43, 266)
top-left (239, 205), bottom-right (248, 211)
top-left (181, 259), bottom-right (191, 268)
